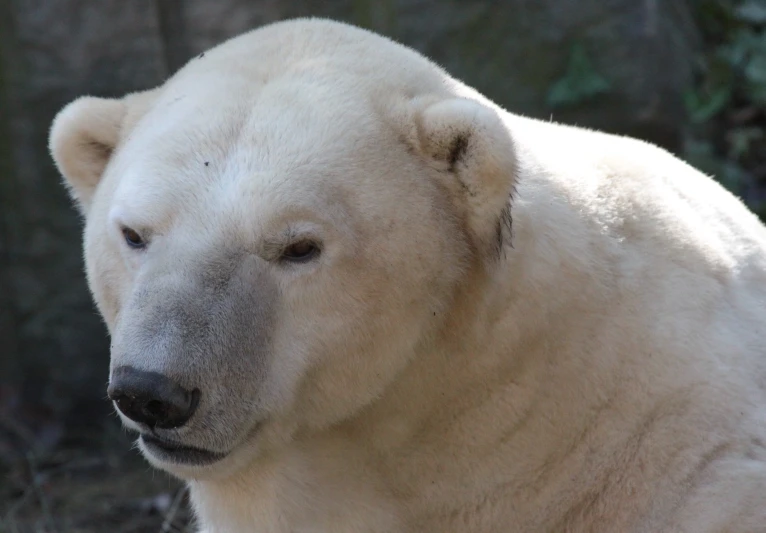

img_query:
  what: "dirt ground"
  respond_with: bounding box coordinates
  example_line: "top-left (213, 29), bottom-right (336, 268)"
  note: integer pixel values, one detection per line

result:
top-left (1, 418), bottom-right (194, 533)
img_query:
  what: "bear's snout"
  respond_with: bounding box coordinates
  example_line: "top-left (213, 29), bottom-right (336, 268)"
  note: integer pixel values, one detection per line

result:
top-left (108, 365), bottom-right (200, 429)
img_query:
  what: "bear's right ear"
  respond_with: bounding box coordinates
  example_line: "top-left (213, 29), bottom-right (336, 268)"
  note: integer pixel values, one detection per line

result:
top-left (49, 96), bottom-right (127, 214)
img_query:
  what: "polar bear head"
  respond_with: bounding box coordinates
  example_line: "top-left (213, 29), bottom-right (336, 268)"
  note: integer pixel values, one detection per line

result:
top-left (49, 18), bottom-right (516, 479)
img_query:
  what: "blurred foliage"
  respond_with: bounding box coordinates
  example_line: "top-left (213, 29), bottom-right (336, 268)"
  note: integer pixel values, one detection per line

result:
top-left (547, 44), bottom-right (612, 108)
top-left (684, 0), bottom-right (766, 216)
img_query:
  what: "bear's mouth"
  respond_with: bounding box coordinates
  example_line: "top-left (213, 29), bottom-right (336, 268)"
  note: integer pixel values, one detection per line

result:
top-left (140, 434), bottom-right (227, 465)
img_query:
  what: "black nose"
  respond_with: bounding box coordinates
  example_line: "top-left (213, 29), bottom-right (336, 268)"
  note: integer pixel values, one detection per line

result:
top-left (107, 366), bottom-right (200, 429)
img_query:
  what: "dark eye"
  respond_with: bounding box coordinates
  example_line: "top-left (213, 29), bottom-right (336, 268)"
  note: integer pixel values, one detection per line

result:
top-left (280, 240), bottom-right (320, 263)
top-left (122, 227), bottom-right (146, 249)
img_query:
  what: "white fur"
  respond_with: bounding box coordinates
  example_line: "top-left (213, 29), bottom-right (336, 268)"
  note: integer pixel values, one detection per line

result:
top-left (50, 18), bottom-right (766, 533)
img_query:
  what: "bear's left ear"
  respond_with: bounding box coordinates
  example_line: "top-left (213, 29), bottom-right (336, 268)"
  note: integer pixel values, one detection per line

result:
top-left (406, 97), bottom-right (517, 256)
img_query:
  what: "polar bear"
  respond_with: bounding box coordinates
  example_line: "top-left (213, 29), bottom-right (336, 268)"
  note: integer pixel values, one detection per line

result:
top-left (49, 17), bottom-right (766, 533)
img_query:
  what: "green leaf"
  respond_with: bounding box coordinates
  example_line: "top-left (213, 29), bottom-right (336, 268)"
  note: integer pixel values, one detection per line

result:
top-left (683, 87), bottom-right (732, 123)
top-left (546, 44), bottom-right (611, 108)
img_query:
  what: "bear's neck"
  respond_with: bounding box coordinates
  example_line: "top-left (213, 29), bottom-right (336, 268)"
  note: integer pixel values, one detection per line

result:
top-left (355, 176), bottom-right (621, 442)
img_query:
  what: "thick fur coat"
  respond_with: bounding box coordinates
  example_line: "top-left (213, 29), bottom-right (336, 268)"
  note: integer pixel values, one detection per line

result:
top-left (50, 18), bottom-right (766, 533)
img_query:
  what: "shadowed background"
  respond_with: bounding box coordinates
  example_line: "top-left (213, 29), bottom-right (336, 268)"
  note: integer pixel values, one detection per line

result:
top-left (1, 1), bottom-right (764, 531)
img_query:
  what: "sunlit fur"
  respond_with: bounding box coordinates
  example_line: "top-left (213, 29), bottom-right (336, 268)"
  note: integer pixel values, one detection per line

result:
top-left (50, 18), bottom-right (766, 533)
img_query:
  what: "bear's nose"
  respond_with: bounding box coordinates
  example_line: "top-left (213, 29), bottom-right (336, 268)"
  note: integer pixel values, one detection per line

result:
top-left (107, 366), bottom-right (200, 429)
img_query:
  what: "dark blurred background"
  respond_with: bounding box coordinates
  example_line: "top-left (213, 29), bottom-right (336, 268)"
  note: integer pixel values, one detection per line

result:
top-left (1, 1), bottom-right (765, 531)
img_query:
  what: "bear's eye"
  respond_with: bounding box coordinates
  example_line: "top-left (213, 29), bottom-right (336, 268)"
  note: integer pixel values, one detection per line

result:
top-left (280, 240), bottom-right (320, 263)
top-left (122, 227), bottom-right (146, 249)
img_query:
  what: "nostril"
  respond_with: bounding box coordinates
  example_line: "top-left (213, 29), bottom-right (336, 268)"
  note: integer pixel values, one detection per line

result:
top-left (144, 399), bottom-right (167, 419)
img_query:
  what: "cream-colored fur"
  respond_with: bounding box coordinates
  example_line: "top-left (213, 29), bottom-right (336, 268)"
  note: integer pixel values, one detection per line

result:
top-left (50, 18), bottom-right (766, 533)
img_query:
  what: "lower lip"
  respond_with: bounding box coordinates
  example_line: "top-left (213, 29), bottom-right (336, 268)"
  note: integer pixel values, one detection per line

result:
top-left (140, 434), bottom-right (227, 466)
